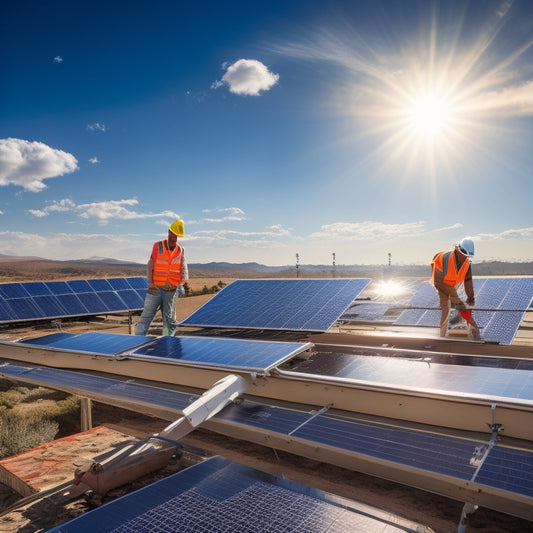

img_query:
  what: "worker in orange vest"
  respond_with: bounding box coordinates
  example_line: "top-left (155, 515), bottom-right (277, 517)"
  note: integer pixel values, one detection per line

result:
top-left (430, 237), bottom-right (480, 339)
top-left (135, 219), bottom-right (190, 336)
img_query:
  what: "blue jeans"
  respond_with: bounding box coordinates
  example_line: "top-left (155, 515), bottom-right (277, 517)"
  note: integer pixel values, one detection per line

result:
top-left (135, 288), bottom-right (178, 336)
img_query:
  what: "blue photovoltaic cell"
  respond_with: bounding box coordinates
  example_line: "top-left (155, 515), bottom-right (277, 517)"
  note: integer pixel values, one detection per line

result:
top-left (6, 298), bottom-right (44, 320)
top-left (76, 292), bottom-right (109, 313)
top-left (19, 332), bottom-right (151, 354)
top-left (180, 279), bottom-right (370, 331)
top-left (0, 283), bottom-right (30, 299)
top-left (66, 279), bottom-right (93, 293)
top-left (116, 289), bottom-right (145, 308)
top-left (476, 446), bottom-right (533, 498)
top-left (128, 277), bottom-right (150, 289)
top-left (87, 278), bottom-right (114, 291)
top-left (107, 277), bottom-right (132, 290)
top-left (395, 277), bottom-right (533, 344)
top-left (130, 335), bottom-right (312, 372)
top-left (46, 281), bottom-right (74, 295)
top-left (45, 456), bottom-right (427, 533)
top-left (0, 300), bottom-right (14, 321)
top-left (32, 295), bottom-right (67, 317)
top-left (97, 291), bottom-right (129, 311)
top-left (22, 282), bottom-right (52, 296)
top-left (58, 294), bottom-right (89, 315)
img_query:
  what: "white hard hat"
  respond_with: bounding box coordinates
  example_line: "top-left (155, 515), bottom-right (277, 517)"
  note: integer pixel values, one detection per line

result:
top-left (457, 237), bottom-right (474, 257)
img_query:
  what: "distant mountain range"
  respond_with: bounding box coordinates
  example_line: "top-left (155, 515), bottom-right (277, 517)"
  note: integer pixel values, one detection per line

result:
top-left (1, 255), bottom-right (532, 277)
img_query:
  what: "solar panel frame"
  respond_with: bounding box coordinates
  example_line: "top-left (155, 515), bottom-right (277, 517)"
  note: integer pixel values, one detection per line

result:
top-left (125, 335), bottom-right (313, 373)
top-left (180, 278), bottom-right (370, 332)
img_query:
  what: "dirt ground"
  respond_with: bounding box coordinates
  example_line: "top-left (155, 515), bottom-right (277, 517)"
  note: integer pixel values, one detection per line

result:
top-left (0, 278), bottom-right (532, 532)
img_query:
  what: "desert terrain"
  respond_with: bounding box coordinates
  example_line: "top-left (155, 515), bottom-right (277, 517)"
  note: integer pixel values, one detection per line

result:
top-left (0, 260), bottom-right (532, 532)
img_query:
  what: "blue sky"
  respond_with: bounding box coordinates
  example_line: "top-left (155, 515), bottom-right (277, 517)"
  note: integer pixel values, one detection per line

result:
top-left (1, 0), bottom-right (532, 266)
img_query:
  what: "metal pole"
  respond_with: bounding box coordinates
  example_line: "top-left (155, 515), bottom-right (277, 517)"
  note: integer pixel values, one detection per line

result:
top-left (296, 253), bottom-right (300, 278)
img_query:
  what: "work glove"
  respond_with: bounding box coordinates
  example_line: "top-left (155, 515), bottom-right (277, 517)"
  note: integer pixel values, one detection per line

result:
top-left (183, 282), bottom-right (191, 296)
top-left (466, 297), bottom-right (475, 307)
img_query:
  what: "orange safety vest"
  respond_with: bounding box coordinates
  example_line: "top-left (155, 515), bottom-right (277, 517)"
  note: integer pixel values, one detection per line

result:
top-left (152, 241), bottom-right (184, 287)
top-left (431, 250), bottom-right (470, 287)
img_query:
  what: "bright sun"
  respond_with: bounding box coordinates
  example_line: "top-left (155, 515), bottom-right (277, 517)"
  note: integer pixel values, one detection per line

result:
top-left (406, 91), bottom-right (454, 138)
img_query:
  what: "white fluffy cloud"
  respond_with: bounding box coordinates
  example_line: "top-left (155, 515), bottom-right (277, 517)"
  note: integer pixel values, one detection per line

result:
top-left (87, 123), bottom-right (106, 132)
top-left (213, 59), bottom-right (279, 96)
top-left (0, 138), bottom-right (78, 192)
top-left (309, 221), bottom-right (426, 241)
top-left (200, 207), bottom-right (246, 223)
top-left (27, 197), bottom-right (179, 225)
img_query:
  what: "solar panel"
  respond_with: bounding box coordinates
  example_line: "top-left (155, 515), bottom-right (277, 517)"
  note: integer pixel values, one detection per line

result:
top-left (395, 277), bottom-right (533, 344)
top-left (287, 352), bottom-right (533, 403)
top-left (19, 332), bottom-right (152, 355)
top-left (128, 335), bottom-right (313, 373)
top-left (180, 279), bottom-right (370, 331)
top-left (44, 456), bottom-right (429, 533)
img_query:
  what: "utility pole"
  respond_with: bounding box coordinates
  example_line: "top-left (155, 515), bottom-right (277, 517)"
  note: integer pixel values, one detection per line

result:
top-left (296, 253), bottom-right (300, 278)
top-left (332, 252), bottom-right (336, 278)
top-left (388, 252), bottom-right (391, 268)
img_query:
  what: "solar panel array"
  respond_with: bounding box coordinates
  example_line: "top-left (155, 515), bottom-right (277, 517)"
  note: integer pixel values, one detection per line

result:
top-left (180, 278), bottom-right (370, 331)
top-left (44, 456), bottom-right (428, 533)
top-left (395, 277), bottom-right (533, 344)
top-left (1, 360), bottom-right (532, 522)
top-left (18, 332), bottom-right (312, 373)
top-left (0, 277), bottom-right (149, 324)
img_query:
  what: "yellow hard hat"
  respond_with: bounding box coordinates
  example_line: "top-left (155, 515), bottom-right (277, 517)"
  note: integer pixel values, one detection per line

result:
top-left (169, 219), bottom-right (184, 237)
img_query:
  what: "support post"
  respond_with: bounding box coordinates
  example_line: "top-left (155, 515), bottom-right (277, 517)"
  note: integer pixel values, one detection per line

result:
top-left (80, 397), bottom-right (93, 432)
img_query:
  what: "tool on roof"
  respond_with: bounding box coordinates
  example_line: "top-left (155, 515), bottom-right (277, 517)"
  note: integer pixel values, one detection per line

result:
top-left (74, 374), bottom-right (247, 495)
